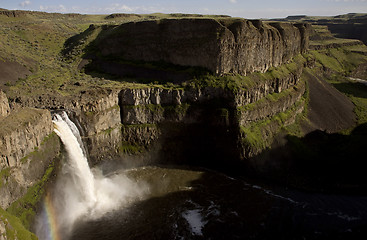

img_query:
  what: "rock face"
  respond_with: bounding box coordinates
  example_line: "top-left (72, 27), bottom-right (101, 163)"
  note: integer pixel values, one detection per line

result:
top-left (11, 57), bottom-right (307, 165)
top-left (94, 18), bottom-right (309, 75)
top-left (0, 108), bottom-right (53, 168)
top-left (117, 69), bottom-right (306, 163)
top-left (0, 90), bottom-right (10, 118)
top-left (0, 107), bottom-right (60, 209)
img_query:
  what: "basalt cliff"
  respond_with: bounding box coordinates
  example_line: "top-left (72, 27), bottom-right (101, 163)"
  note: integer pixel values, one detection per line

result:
top-left (1, 10), bottom-right (367, 240)
top-left (91, 18), bottom-right (309, 75)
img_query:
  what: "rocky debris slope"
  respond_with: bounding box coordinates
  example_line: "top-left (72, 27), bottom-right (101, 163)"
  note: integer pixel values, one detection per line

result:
top-left (91, 18), bottom-right (310, 75)
top-left (304, 69), bottom-right (356, 133)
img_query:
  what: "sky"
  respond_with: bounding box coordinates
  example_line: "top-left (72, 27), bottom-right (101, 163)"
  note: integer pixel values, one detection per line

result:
top-left (1, 0), bottom-right (367, 19)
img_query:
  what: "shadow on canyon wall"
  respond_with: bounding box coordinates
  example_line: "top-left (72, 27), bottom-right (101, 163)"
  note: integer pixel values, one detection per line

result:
top-left (250, 122), bottom-right (367, 194)
top-left (65, 24), bottom-right (210, 85)
top-left (153, 100), bottom-right (242, 172)
top-left (326, 22), bottom-right (367, 46)
top-left (333, 81), bottom-right (367, 99)
top-left (84, 58), bottom-right (202, 85)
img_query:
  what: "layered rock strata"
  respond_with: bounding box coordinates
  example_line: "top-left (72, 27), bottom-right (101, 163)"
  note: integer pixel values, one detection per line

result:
top-left (93, 18), bottom-right (309, 75)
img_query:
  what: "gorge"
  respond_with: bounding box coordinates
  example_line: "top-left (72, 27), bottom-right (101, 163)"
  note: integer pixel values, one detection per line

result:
top-left (1, 9), bottom-right (367, 239)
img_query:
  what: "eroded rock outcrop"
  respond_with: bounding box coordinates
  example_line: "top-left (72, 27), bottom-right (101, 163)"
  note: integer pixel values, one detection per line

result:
top-left (0, 107), bottom-right (60, 209)
top-left (0, 90), bottom-right (10, 118)
top-left (0, 108), bottom-right (53, 168)
top-left (93, 18), bottom-right (309, 75)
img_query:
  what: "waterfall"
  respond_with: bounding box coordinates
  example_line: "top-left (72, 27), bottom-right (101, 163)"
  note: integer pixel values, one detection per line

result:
top-left (35, 111), bottom-right (149, 240)
top-left (53, 112), bottom-right (97, 205)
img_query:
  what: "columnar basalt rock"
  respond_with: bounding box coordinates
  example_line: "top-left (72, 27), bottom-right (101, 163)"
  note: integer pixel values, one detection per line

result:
top-left (95, 18), bottom-right (309, 75)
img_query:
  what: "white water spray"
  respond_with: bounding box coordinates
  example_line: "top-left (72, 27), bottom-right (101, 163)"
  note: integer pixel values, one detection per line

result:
top-left (36, 112), bottom-right (149, 240)
top-left (53, 112), bottom-right (97, 205)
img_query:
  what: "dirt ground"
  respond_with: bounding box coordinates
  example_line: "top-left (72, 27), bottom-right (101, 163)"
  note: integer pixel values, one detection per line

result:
top-left (0, 60), bottom-right (30, 90)
top-left (303, 70), bottom-right (356, 133)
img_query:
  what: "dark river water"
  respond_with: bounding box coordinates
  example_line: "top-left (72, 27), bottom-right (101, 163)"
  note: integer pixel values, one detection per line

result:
top-left (69, 165), bottom-right (367, 240)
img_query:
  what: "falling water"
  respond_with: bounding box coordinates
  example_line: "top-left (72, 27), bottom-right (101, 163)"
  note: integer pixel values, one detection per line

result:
top-left (54, 112), bottom-right (96, 205)
top-left (35, 112), bottom-right (149, 240)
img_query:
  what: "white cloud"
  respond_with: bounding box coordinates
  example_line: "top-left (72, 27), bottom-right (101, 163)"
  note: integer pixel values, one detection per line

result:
top-left (104, 3), bottom-right (133, 12)
top-left (19, 0), bottom-right (31, 7)
top-left (72, 4), bottom-right (177, 14)
top-left (39, 4), bottom-right (67, 13)
top-left (229, 0), bottom-right (238, 3)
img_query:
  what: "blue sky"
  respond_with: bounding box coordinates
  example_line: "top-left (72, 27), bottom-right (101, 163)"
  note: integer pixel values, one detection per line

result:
top-left (1, 0), bottom-right (367, 19)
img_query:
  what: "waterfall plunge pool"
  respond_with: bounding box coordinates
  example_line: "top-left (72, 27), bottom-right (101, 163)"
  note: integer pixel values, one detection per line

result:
top-left (34, 112), bottom-right (367, 240)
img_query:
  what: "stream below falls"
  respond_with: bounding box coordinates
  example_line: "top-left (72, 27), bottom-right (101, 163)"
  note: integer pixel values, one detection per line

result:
top-left (70, 166), bottom-right (367, 240)
top-left (34, 112), bottom-right (367, 240)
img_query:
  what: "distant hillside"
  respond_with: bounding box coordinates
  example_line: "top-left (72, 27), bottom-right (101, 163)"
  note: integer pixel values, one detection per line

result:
top-left (272, 13), bottom-right (367, 45)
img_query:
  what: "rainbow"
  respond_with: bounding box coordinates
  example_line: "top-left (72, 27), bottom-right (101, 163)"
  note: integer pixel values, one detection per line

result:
top-left (42, 194), bottom-right (61, 240)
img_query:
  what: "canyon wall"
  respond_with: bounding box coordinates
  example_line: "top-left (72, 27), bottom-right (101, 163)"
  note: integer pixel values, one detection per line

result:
top-left (9, 70), bottom-right (306, 166)
top-left (0, 108), bottom-right (53, 168)
top-left (1, 18), bottom-right (312, 170)
top-left (93, 18), bottom-right (309, 75)
top-left (0, 91), bottom-right (60, 209)
top-left (13, 59), bottom-right (306, 166)
top-left (0, 18), bottom-right (310, 211)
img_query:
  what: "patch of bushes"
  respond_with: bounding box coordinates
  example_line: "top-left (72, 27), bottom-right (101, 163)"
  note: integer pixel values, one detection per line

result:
top-left (118, 142), bottom-right (145, 155)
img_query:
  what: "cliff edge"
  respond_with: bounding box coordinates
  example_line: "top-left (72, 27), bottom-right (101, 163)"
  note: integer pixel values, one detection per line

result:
top-left (89, 18), bottom-right (310, 75)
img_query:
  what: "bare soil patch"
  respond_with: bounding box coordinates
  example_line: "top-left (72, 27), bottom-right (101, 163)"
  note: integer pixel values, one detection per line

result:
top-left (0, 60), bottom-right (30, 90)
